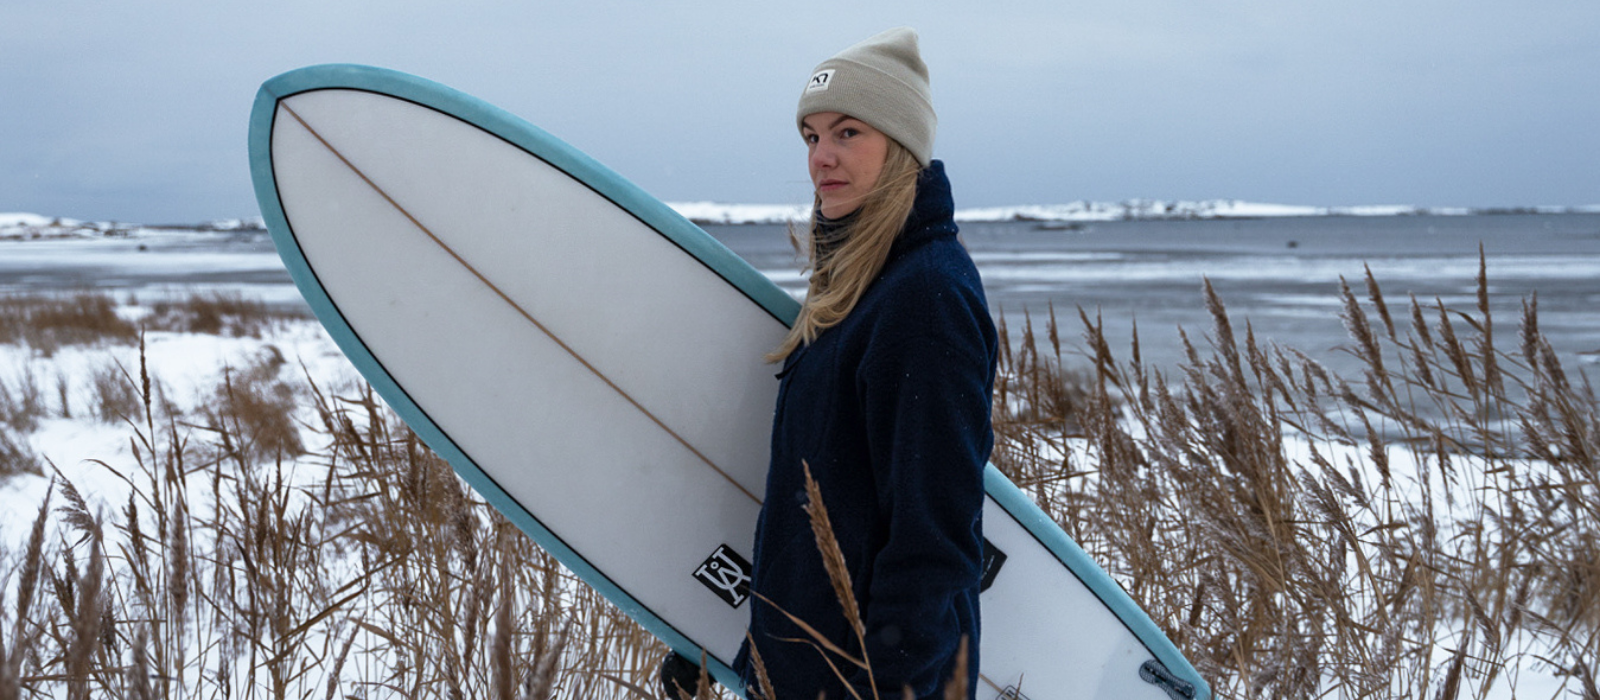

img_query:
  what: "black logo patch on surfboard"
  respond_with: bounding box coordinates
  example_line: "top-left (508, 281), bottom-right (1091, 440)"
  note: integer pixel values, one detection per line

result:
top-left (980, 538), bottom-right (1007, 593)
top-left (694, 545), bottom-right (752, 608)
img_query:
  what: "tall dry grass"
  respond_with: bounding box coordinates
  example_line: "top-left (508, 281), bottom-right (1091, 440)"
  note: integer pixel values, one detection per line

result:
top-left (142, 292), bottom-right (304, 339)
top-left (990, 251), bottom-right (1599, 698)
top-left (0, 252), bottom-right (1595, 700)
top-left (0, 292), bottom-right (137, 357)
top-left (0, 345), bottom-right (666, 699)
top-left (0, 292), bottom-right (659, 698)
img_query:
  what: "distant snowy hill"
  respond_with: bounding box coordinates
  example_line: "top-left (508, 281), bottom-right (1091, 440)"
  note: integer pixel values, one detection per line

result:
top-left (0, 213), bottom-right (265, 240)
top-left (5, 201), bottom-right (1598, 238)
top-left (665, 200), bottom-right (1600, 225)
top-left (665, 202), bottom-right (813, 225)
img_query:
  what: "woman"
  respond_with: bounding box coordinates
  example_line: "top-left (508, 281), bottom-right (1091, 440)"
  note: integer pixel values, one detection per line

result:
top-left (736, 27), bottom-right (997, 700)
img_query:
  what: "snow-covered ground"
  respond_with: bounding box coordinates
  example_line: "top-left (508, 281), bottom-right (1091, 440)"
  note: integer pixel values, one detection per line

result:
top-left (4, 314), bottom-right (1584, 699)
top-left (661, 201), bottom-right (1600, 225)
top-left (10, 201), bottom-right (1600, 234)
top-left (0, 212), bottom-right (266, 240)
top-left (0, 318), bottom-right (356, 546)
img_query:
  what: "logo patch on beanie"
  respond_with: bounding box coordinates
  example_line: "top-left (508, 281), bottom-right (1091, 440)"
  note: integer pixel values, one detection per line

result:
top-left (806, 69), bottom-right (835, 93)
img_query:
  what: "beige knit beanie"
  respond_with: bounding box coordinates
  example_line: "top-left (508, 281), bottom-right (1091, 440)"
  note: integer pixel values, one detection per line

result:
top-left (796, 27), bottom-right (936, 166)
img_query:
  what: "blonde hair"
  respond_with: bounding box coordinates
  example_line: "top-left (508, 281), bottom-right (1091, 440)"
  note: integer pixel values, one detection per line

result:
top-left (767, 140), bottom-right (922, 362)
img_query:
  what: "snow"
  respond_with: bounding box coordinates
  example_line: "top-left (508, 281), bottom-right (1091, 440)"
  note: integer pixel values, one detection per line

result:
top-left (0, 212), bottom-right (265, 240)
top-left (656, 201), bottom-right (1600, 225)
top-left (0, 213), bottom-right (65, 228)
top-left (11, 203), bottom-right (1600, 234)
top-left (665, 202), bottom-right (812, 225)
top-left (3, 224), bottom-right (1594, 697)
top-left (5, 329), bottom-right (1581, 699)
top-left (202, 216), bottom-right (267, 231)
top-left (0, 321), bottom-right (357, 542)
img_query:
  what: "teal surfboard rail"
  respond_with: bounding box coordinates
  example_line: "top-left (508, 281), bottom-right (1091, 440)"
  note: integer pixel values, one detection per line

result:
top-left (249, 64), bottom-right (1208, 700)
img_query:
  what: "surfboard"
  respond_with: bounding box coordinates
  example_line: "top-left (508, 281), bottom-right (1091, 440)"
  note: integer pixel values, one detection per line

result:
top-left (248, 64), bottom-right (1209, 700)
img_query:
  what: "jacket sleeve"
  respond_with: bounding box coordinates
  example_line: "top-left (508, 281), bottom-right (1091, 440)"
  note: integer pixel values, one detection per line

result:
top-left (848, 282), bottom-right (994, 697)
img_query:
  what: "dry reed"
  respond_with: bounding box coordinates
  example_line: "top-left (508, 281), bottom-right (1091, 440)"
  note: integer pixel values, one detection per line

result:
top-left (143, 292), bottom-right (305, 339)
top-left (990, 250), bottom-right (1599, 698)
top-left (0, 292), bottom-right (137, 356)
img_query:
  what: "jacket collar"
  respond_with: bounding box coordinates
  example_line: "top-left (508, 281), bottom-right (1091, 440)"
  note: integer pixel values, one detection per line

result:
top-left (889, 159), bottom-right (956, 261)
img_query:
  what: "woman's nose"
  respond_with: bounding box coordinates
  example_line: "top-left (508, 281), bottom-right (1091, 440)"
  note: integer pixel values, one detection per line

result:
top-left (810, 142), bottom-right (837, 170)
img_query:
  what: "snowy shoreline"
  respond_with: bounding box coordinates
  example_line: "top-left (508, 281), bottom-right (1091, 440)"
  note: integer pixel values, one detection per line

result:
top-left (672, 200), bottom-right (1600, 225)
top-left (7, 200), bottom-right (1600, 236)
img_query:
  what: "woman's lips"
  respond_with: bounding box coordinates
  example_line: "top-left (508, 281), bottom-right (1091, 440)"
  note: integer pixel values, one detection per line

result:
top-left (817, 179), bottom-right (847, 192)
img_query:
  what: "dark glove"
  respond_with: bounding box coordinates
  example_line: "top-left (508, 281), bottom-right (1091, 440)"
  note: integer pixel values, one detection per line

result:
top-left (659, 651), bottom-right (705, 699)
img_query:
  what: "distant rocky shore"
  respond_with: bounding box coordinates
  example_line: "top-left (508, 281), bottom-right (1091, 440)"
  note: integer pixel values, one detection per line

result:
top-left (0, 213), bottom-right (266, 240)
top-left (6, 199), bottom-right (1599, 238)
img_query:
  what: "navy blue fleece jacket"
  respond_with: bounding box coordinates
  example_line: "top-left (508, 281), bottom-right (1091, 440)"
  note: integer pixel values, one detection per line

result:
top-left (735, 161), bottom-right (997, 699)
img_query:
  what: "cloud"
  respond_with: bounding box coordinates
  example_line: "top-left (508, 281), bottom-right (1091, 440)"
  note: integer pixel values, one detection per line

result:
top-left (2, 0), bottom-right (1597, 220)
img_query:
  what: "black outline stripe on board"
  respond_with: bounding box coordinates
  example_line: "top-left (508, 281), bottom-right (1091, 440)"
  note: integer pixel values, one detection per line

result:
top-left (280, 100), bottom-right (761, 506)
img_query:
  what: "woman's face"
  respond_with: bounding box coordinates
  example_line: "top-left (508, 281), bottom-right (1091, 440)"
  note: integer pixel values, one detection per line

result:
top-left (801, 112), bottom-right (889, 219)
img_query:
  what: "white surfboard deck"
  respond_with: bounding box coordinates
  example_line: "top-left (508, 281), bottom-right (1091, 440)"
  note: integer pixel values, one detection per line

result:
top-left (248, 65), bottom-right (1208, 700)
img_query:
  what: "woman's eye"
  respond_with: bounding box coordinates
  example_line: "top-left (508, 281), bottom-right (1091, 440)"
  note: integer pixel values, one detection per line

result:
top-left (840, 128), bottom-right (860, 139)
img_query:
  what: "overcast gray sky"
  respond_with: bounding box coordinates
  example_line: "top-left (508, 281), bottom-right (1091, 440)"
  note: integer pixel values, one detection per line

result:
top-left (3, 0), bottom-right (1597, 222)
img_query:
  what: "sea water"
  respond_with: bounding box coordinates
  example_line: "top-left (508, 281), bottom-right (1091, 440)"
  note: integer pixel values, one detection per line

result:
top-left (707, 213), bottom-right (1600, 379)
